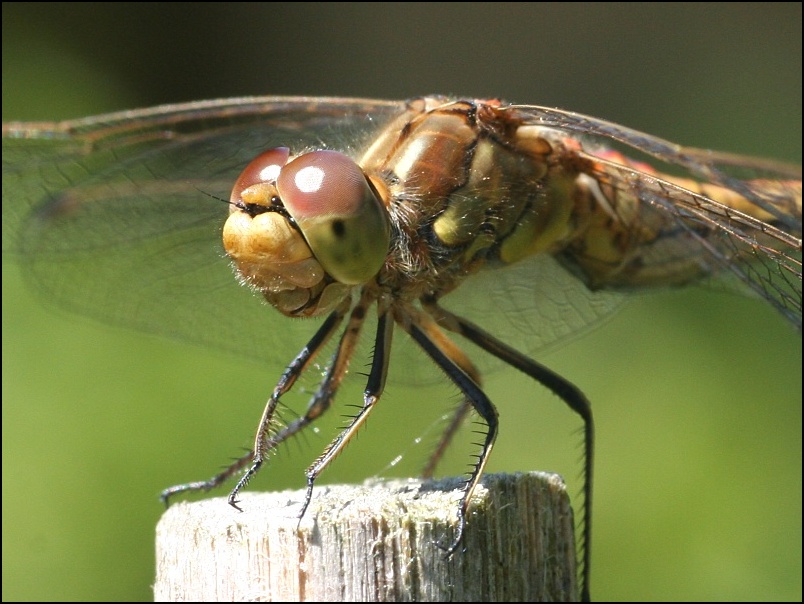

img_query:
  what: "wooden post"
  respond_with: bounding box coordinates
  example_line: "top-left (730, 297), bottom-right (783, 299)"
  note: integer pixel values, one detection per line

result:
top-left (154, 472), bottom-right (577, 601)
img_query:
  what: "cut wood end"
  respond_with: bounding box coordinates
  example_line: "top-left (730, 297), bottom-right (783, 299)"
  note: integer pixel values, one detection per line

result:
top-left (154, 472), bottom-right (577, 602)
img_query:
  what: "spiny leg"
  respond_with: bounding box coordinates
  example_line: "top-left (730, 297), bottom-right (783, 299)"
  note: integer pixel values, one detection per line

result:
top-left (424, 297), bottom-right (594, 602)
top-left (298, 294), bottom-right (393, 520)
top-left (159, 451), bottom-right (254, 505)
top-left (228, 297), bottom-right (359, 509)
top-left (398, 305), bottom-right (498, 555)
top-left (256, 298), bottom-right (380, 459)
top-left (416, 316), bottom-right (484, 480)
top-left (159, 298), bottom-right (350, 507)
top-left (420, 398), bottom-right (472, 480)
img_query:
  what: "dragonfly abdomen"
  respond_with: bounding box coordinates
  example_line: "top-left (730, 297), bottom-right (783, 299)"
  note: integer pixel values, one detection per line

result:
top-left (551, 151), bottom-right (803, 291)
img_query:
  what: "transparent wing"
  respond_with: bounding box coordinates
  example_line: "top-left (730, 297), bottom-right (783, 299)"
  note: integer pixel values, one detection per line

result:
top-left (3, 96), bottom-right (800, 376)
top-left (2, 97), bottom-right (405, 360)
top-left (504, 104), bottom-right (802, 329)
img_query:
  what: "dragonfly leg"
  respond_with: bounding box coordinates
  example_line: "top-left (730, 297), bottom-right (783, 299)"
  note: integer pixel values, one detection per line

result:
top-left (398, 305), bottom-right (498, 556)
top-left (423, 297), bottom-right (594, 602)
top-left (418, 321), bottom-right (484, 480)
top-left (420, 398), bottom-right (472, 480)
top-left (159, 298), bottom-right (350, 508)
top-left (159, 450), bottom-right (255, 505)
top-left (227, 298), bottom-right (354, 510)
top-left (298, 293), bottom-right (392, 522)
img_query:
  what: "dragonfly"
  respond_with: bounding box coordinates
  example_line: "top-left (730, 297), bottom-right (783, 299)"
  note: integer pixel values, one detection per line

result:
top-left (3, 96), bottom-right (802, 601)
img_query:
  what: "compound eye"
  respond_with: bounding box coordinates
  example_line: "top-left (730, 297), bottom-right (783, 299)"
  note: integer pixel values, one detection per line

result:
top-left (229, 147), bottom-right (290, 206)
top-left (276, 150), bottom-right (390, 285)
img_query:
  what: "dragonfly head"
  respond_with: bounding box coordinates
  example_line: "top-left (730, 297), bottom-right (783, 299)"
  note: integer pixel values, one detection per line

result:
top-left (223, 147), bottom-right (391, 317)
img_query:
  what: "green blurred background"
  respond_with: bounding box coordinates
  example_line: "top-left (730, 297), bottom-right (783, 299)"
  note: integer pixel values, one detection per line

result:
top-left (2, 3), bottom-right (801, 601)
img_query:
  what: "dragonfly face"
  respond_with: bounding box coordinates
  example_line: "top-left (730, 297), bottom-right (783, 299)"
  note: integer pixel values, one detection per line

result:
top-left (224, 146), bottom-right (390, 316)
top-left (3, 96), bottom-right (801, 601)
